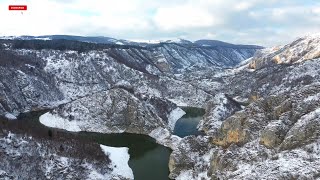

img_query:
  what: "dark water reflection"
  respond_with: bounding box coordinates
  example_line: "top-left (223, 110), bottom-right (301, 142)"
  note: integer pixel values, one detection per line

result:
top-left (80, 132), bottom-right (171, 180)
top-left (1, 111), bottom-right (171, 180)
top-left (173, 107), bottom-right (205, 138)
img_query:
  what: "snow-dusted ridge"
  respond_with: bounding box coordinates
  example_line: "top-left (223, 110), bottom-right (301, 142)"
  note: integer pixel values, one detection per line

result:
top-left (248, 32), bottom-right (320, 70)
top-left (0, 35), bottom-right (262, 49)
top-left (306, 32), bottom-right (320, 38)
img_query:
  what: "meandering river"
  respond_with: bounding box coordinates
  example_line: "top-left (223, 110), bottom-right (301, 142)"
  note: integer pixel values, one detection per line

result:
top-left (1, 106), bottom-right (205, 179)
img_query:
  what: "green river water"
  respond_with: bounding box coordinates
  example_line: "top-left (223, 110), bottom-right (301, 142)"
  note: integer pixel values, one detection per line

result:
top-left (2, 106), bottom-right (205, 180)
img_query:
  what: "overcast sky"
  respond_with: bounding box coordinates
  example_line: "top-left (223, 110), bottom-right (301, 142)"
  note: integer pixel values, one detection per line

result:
top-left (0, 0), bottom-right (319, 46)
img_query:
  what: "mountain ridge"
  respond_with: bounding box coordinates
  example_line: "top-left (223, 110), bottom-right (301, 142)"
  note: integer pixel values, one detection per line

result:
top-left (0, 35), bottom-right (264, 49)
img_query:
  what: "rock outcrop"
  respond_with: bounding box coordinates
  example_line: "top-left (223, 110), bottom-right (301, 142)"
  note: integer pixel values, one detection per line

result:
top-left (203, 35), bottom-right (320, 179)
top-left (249, 34), bottom-right (320, 70)
top-left (199, 93), bottom-right (242, 137)
top-left (39, 88), bottom-right (185, 135)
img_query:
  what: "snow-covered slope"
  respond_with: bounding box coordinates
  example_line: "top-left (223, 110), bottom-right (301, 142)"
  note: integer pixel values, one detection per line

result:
top-left (0, 131), bottom-right (130, 179)
top-left (150, 33), bottom-right (320, 179)
top-left (193, 33), bottom-right (320, 179)
top-left (248, 34), bottom-right (320, 69)
top-left (0, 37), bottom-right (260, 117)
top-left (39, 88), bottom-right (185, 135)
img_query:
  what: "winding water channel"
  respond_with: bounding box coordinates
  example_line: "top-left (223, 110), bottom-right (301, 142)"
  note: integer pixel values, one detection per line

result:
top-left (1, 107), bottom-right (205, 179)
top-left (173, 107), bottom-right (206, 138)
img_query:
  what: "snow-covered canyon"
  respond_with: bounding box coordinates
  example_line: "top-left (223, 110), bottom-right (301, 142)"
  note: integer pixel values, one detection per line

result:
top-left (1, 34), bottom-right (320, 179)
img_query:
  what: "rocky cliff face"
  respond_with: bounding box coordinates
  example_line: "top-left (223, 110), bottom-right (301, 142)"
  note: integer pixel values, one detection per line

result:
top-left (248, 33), bottom-right (320, 70)
top-left (197, 35), bottom-right (320, 179)
top-left (0, 49), bottom-right (64, 117)
top-left (158, 34), bottom-right (320, 179)
top-left (209, 84), bottom-right (320, 179)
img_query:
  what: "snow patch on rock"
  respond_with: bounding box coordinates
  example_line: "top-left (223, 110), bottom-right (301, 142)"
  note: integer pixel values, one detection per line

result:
top-left (5, 113), bottom-right (17, 120)
top-left (149, 127), bottom-right (171, 144)
top-left (168, 107), bottom-right (186, 131)
top-left (100, 145), bottom-right (134, 179)
top-left (39, 112), bottom-right (82, 132)
top-left (149, 127), bottom-right (182, 149)
top-left (168, 98), bottom-right (188, 107)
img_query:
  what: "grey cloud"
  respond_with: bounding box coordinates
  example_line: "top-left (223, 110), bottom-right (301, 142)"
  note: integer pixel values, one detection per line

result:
top-left (32, 0), bottom-right (320, 47)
